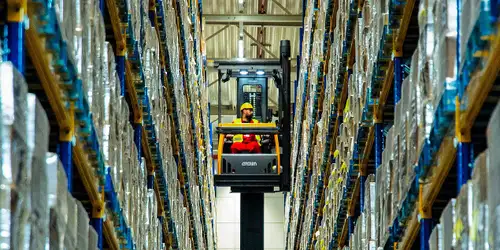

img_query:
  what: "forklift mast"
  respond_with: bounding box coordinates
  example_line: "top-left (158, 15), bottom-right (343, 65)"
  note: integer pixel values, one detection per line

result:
top-left (213, 40), bottom-right (291, 250)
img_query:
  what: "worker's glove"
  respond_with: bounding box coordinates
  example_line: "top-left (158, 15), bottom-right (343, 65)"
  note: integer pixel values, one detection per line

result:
top-left (260, 138), bottom-right (271, 144)
top-left (224, 136), bottom-right (233, 143)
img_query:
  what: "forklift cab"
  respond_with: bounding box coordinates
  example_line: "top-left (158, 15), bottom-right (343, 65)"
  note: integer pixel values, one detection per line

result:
top-left (217, 122), bottom-right (281, 174)
top-left (213, 41), bottom-right (291, 193)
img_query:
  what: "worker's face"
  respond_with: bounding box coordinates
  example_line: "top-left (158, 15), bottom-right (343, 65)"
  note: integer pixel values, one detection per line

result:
top-left (242, 109), bottom-right (253, 119)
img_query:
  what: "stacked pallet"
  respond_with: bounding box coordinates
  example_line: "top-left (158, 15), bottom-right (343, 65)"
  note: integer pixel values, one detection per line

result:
top-left (287, 0), bottom-right (500, 247)
top-left (2, 0), bottom-right (216, 248)
top-left (0, 63), bottom-right (105, 249)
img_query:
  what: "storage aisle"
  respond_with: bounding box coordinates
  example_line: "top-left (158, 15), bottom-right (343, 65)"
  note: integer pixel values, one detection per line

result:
top-left (286, 0), bottom-right (500, 249)
top-left (0, 0), bottom-right (216, 249)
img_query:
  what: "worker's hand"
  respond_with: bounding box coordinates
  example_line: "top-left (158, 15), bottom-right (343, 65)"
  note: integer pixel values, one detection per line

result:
top-left (224, 134), bottom-right (233, 143)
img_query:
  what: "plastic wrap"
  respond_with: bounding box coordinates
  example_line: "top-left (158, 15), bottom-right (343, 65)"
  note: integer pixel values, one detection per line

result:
top-left (76, 201), bottom-right (89, 250)
top-left (392, 108), bottom-right (401, 219)
top-left (0, 62), bottom-right (30, 250)
top-left (470, 151), bottom-right (488, 250)
top-left (365, 175), bottom-right (376, 241)
top-left (27, 94), bottom-right (50, 250)
top-left (441, 198), bottom-right (456, 249)
top-left (65, 193), bottom-right (77, 249)
top-left (458, 0), bottom-right (481, 72)
top-left (455, 182), bottom-right (473, 250)
top-left (487, 102), bottom-right (500, 249)
top-left (46, 153), bottom-right (68, 250)
top-left (430, 224), bottom-right (439, 250)
top-left (88, 226), bottom-right (98, 250)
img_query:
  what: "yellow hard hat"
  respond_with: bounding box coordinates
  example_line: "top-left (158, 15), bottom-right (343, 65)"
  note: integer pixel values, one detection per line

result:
top-left (240, 102), bottom-right (254, 111)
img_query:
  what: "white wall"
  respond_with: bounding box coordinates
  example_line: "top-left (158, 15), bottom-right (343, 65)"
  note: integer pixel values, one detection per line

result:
top-left (215, 187), bottom-right (285, 250)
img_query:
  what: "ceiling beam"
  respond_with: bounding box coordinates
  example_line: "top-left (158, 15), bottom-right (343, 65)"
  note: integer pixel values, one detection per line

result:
top-left (257, 0), bottom-right (268, 58)
top-left (271, 0), bottom-right (292, 15)
top-left (204, 14), bottom-right (302, 27)
top-left (243, 29), bottom-right (277, 58)
top-left (205, 25), bottom-right (230, 41)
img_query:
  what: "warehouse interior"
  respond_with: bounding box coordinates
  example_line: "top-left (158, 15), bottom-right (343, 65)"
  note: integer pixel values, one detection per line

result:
top-left (0, 0), bottom-right (500, 249)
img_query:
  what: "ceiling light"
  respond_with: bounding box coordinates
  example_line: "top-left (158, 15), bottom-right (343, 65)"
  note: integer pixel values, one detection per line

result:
top-left (256, 70), bottom-right (265, 75)
top-left (240, 70), bottom-right (248, 75)
top-left (238, 39), bottom-right (244, 58)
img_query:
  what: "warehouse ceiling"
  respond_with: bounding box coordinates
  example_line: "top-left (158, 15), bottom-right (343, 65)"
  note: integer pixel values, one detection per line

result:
top-left (203, 0), bottom-right (301, 115)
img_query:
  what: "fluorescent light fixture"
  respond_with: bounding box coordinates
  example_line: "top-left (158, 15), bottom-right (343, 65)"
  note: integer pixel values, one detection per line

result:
top-left (239, 0), bottom-right (244, 3)
top-left (256, 70), bottom-right (265, 75)
top-left (238, 39), bottom-right (244, 58)
top-left (240, 70), bottom-right (249, 75)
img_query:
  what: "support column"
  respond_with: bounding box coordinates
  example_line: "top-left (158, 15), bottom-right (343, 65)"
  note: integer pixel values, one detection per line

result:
top-left (455, 96), bottom-right (472, 191)
top-left (58, 141), bottom-right (73, 192)
top-left (134, 123), bottom-right (142, 162)
top-left (419, 185), bottom-right (432, 250)
top-left (348, 215), bottom-right (355, 241)
top-left (59, 103), bottom-right (75, 192)
top-left (148, 172), bottom-right (154, 189)
top-left (420, 218), bottom-right (432, 250)
top-left (91, 200), bottom-right (105, 250)
top-left (116, 47), bottom-right (126, 97)
top-left (394, 51), bottom-right (403, 105)
top-left (375, 122), bottom-right (384, 169)
top-left (456, 141), bottom-right (472, 189)
top-left (360, 175), bottom-right (367, 212)
top-left (7, 0), bottom-right (26, 73)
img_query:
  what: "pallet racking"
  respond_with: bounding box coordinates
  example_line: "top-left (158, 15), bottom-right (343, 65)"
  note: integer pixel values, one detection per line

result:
top-left (286, 0), bottom-right (500, 249)
top-left (2, 0), bottom-right (216, 248)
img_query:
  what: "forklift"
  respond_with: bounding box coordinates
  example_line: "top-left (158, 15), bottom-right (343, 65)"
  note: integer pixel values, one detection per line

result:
top-left (213, 40), bottom-right (291, 249)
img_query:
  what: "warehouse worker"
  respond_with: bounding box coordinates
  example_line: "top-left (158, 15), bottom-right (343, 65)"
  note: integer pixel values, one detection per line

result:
top-left (226, 103), bottom-right (262, 153)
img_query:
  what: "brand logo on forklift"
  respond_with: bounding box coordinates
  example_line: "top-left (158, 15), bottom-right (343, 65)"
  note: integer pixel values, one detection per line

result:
top-left (241, 162), bottom-right (258, 167)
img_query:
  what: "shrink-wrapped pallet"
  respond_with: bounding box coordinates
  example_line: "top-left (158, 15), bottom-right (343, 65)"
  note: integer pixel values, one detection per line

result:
top-left (440, 199), bottom-right (456, 250)
top-left (408, 50), bottom-right (422, 174)
top-left (88, 226), bottom-right (98, 250)
top-left (487, 102), bottom-right (500, 249)
top-left (27, 94), bottom-right (50, 250)
top-left (392, 107), bottom-right (401, 219)
top-left (65, 193), bottom-right (78, 249)
top-left (76, 201), bottom-right (89, 250)
top-left (430, 224), bottom-right (439, 250)
top-left (46, 153), bottom-right (68, 250)
top-left (471, 151), bottom-right (488, 250)
top-left (455, 182), bottom-right (473, 250)
top-left (458, 0), bottom-right (481, 72)
top-left (365, 175), bottom-right (376, 241)
top-left (91, 10), bottom-right (106, 140)
top-left (0, 62), bottom-right (31, 250)
top-left (400, 78), bottom-right (410, 205)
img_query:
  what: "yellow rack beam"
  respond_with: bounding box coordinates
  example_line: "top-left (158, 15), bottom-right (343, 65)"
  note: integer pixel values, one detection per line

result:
top-left (73, 142), bottom-right (102, 209)
top-left (103, 219), bottom-right (120, 250)
top-left (26, 18), bottom-right (103, 211)
top-left (394, 0), bottom-right (417, 51)
top-left (125, 60), bottom-right (143, 123)
top-left (399, 23), bottom-right (500, 249)
top-left (459, 23), bottom-right (500, 132)
top-left (105, 0), bottom-right (126, 51)
top-left (141, 126), bottom-right (155, 172)
top-left (25, 26), bottom-right (72, 137)
top-left (397, 208), bottom-right (420, 250)
top-left (26, 12), bottom-right (119, 250)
